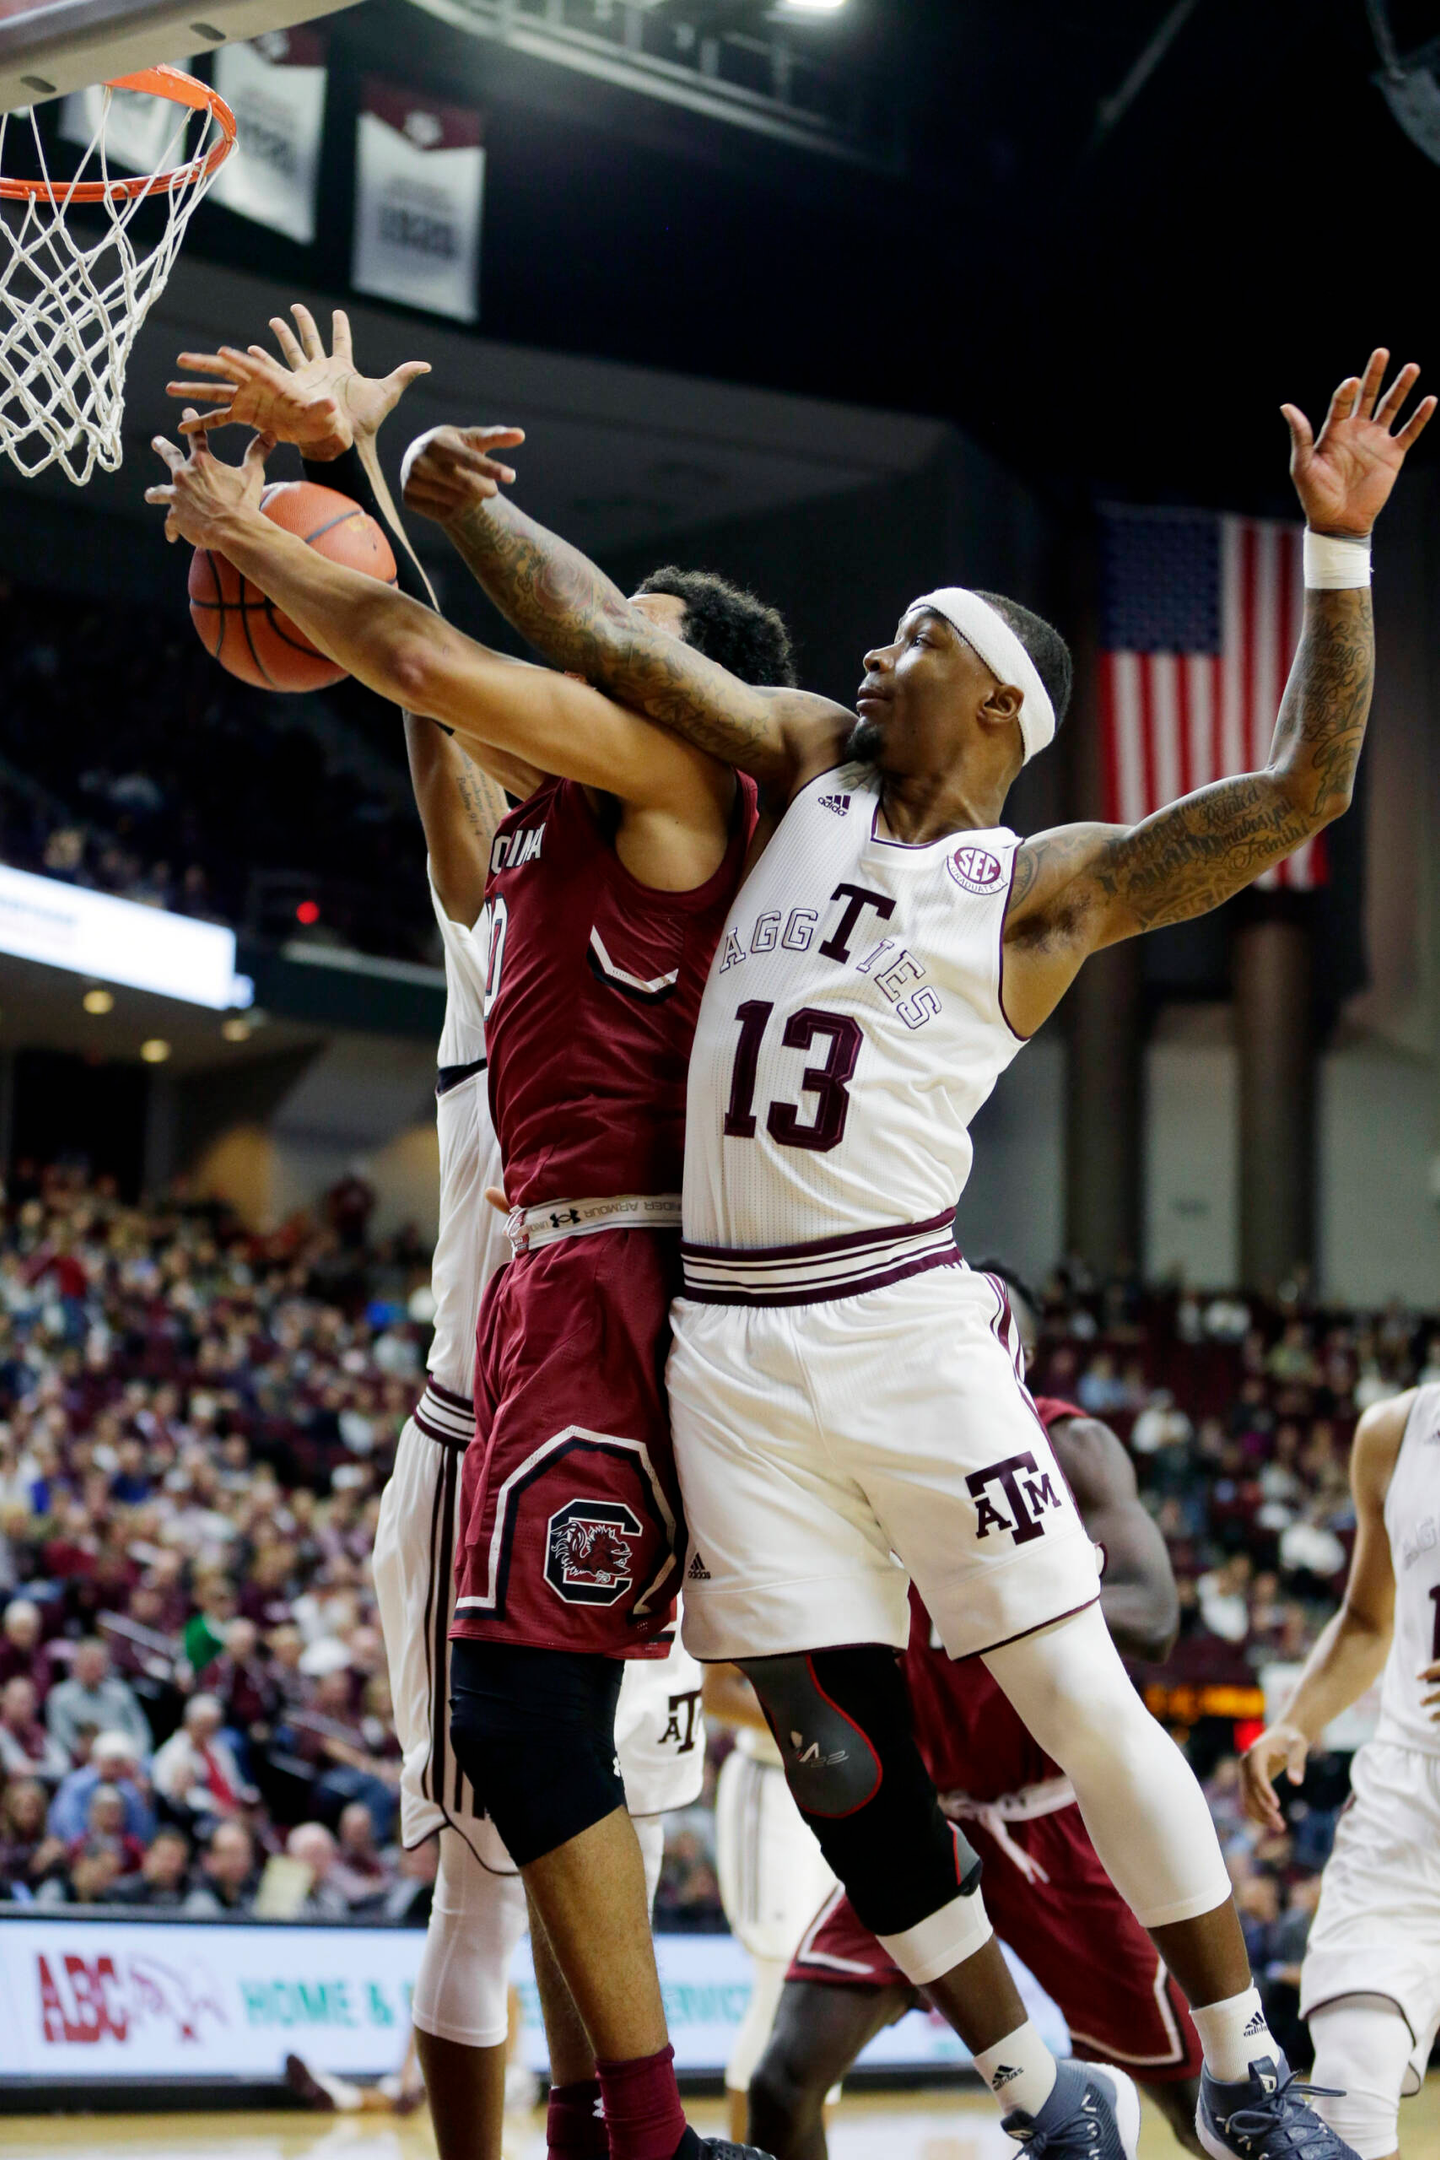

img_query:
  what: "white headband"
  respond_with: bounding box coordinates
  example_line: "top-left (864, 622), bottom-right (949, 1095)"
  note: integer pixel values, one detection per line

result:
top-left (910, 587), bottom-right (1056, 764)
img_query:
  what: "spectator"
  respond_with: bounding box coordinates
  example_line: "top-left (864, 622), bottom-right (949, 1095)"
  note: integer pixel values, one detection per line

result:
top-left (151, 1693), bottom-right (253, 1829)
top-left (38, 1846), bottom-right (123, 1907)
top-left (184, 1820), bottom-right (258, 1915)
top-left (66, 1782), bottom-right (145, 1878)
top-left (110, 1826), bottom-right (193, 1908)
top-left (199, 1617), bottom-right (280, 1735)
top-left (45, 1637), bottom-right (150, 1763)
top-left (330, 1798), bottom-right (395, 1910)
top-left (1196, 1554), bottom-right (1252, 1645)
top-left (0, 1598), bottom-right (56, 1698)
top-left (285, 1821), bottom-right (349, 1918)
top-left (48, 1730), bottom-right (155, 1844)
top-left (0, 1673), bottom-right (69, 1782)
top-left (0, 1774), bottom-right (67, 1892)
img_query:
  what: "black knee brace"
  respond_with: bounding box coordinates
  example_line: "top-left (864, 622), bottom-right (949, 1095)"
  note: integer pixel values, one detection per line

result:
top-left (740, 1645), bottom-right (981, 1938)
top-left (449, 1640), bottom-right (625, 1867)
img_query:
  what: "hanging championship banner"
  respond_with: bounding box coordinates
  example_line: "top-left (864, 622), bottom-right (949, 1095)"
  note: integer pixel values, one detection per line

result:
top-left (210, 30), bottom-right (328, 245)
top-left (352, 80), bottom-right (484, 324)
top-left (59, 74), bottom-right (195, 173)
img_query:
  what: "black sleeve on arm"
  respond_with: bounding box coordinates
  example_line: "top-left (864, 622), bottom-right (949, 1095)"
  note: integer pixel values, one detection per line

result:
top-left (301, 444), bottom-right (433, 610)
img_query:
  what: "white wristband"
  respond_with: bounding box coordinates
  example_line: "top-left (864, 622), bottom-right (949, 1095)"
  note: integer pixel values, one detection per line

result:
top-left (1303, 529), bottom-right (1371, 589)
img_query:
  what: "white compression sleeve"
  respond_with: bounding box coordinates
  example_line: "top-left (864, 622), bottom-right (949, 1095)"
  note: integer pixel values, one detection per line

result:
top-left (1309, 1998), bottom-right (1412, 2159)
top-left (983, 1602), bottom-right (1232, 1930)
top-left (412, 1828), bottom-right (530, 2048)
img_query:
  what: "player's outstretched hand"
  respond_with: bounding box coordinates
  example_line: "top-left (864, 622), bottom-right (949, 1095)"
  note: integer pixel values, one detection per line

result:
top-left (1282, 348), bottom-right (1436, 538)
top-left (1240, 1720), bottom-right (1309, 1833)
top-left (401, 424), bottom-right (526, 524)
top-left (167, 303), bottom-right (430, 458)
top-left (145, 418), bottom-right (272, 547)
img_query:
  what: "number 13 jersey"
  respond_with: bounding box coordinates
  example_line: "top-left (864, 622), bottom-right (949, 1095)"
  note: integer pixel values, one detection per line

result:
top-left (682, 764), bottom-right (1027, 1284)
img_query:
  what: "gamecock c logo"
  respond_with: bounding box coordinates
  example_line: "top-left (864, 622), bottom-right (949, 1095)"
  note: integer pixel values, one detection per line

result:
top-left (545, 1498), bottom-right (641, 1606)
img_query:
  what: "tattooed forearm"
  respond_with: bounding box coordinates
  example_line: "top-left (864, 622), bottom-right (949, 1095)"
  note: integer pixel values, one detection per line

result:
top-left (1094, 586), bottom-right (1372, 936)
top-left (441, 495), bottom-right (793, 780)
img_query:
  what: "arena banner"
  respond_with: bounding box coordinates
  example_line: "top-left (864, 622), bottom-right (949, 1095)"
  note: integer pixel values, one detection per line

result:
top-left (210, 30), bottom-right (328, 244)
top-left (0, 864), bottom-right (250, 1010)
top-left (0, 1915), bottom-right (1068, 2083)
top-left (351, 79), bottom-right (484, 323)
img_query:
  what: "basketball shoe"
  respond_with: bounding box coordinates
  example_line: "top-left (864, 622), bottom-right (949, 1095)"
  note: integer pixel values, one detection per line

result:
top-left (1197, 2055), bottom-right (1360, 2159)
top-left (1001, 2059), bottom-right (1141, 2157)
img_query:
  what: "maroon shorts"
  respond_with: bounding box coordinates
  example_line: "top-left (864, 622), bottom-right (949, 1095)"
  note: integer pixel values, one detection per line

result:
top-left (450, 1228), bottom-right (684, 1658)
top-left (788, 1805), bottom-right (1202, 2083)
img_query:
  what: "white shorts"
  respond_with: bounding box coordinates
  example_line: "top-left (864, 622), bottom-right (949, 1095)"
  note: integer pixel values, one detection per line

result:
top-left (668, 1266), bottom-right (1102, 1662)
top-left (1301, 1740), bottom-right (1440, 2097)
top-left (375, 1405), bottom-right (707, 1863)
top-left (715, 1745), bottom-right (835, 1963)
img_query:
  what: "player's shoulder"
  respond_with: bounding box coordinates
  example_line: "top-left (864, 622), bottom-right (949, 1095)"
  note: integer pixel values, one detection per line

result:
top-left (1041, 1406), bottom-right (1138, 1503)
top-left (1353, 1387), bottom-right (1419, 1502)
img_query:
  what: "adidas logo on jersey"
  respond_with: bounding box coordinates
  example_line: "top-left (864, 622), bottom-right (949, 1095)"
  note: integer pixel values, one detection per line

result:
top-left (817, 793), bottom-right (851, 816)
top-left (687, 1552), bottom-right (711, 1581)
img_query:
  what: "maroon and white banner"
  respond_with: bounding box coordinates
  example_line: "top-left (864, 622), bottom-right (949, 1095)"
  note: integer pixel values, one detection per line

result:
top-left (352, 80), bottom-right (484, 323)
top-left (210, 30), bottom-right (328, 245)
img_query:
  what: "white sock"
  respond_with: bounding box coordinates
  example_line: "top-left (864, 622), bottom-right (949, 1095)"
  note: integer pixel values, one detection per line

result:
top-left (972, 2022), bottom-right (1059, 2119)
top-left (1191, 1987), bottom-right (1275, 2084)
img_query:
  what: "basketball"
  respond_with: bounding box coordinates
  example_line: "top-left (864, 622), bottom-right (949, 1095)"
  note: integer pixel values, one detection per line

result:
top-left (187, 480), bottom-right (398, 693)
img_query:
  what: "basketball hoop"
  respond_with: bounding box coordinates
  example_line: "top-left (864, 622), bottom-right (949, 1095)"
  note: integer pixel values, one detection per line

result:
top-left (0, 65), bottom-right (235, 484)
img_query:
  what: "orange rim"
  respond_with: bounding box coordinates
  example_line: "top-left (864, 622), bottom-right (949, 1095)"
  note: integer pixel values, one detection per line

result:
top-left (0, 63), bottom-right (236, 203)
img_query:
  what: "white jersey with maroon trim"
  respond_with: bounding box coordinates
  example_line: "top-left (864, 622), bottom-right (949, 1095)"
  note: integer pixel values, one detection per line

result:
top-left (1377, 1382), bottom-right (1440, 1758)
top-left (425, 866), bottom-right (507, 1403)
top-left (681, 764), bottom-right (1024, 1295)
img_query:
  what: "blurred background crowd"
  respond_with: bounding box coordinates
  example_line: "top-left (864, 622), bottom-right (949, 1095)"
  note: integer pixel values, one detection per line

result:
top-left (0, 1160), bottom-right (1420, 2063)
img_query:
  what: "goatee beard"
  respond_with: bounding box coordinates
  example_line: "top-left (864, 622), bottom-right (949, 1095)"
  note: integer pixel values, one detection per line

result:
top-left (845, 715), bottom-right (882, 764)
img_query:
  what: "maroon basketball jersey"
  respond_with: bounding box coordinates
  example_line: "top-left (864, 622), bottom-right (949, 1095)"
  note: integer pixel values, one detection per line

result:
top-left (482, 776), bottom-right (757, 1209)
top-left (905, 1397), bottom-right (1086, 1800)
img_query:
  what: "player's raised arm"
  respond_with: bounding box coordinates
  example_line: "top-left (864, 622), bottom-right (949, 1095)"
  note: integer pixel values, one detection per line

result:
top-left (1048, 1415), bottom-right (1178, 1665)
top-left (400, 425), bottom-right (851, 800)
top-left (1000, 351), bottom-right (1434, 1039)
top-left (147, 426), bottom-right (728, 825)
top-left (1240, 1395), bottom-right (1408, 1834)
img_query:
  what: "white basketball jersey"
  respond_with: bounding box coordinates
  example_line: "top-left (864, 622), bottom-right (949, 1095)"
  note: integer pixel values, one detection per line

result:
top-left (426, 869), bottom-right (508, 1399)
top-left (1376, 1383), bottom-right (1440, 1757)
top-left (683, 765), bottom-right (1025, 1251)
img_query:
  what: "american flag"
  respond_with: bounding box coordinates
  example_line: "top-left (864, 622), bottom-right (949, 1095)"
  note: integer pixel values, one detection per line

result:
top-left (1098, 508), bottom-right (1326, 891)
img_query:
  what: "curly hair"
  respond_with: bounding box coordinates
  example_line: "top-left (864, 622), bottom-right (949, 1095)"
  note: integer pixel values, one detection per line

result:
top-left (636, 566), bottom-right (798, 688)
top-left (974, 590), bottom-right (1074, 729)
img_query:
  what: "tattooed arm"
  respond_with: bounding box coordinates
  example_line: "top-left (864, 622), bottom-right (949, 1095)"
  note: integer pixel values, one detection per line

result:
top-left (1001, 351), bottom-right (1433, 1039)
top-left (401, 426), bottom-right (852, 798)
top-left (404, 714), bottom-right (508, 927)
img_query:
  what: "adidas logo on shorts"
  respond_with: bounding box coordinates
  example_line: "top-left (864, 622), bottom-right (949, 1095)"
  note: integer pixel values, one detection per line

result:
top-left (687, 1552), bottom-right (711, 1580)
top-left (818, 793), bottom-right (851, 816)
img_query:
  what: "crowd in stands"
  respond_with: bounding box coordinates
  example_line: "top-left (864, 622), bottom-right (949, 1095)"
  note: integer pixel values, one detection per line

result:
top-left (0, 580), bottom-right (436, 964)
top-left (0, 1163), bottom-right (1428, 2024)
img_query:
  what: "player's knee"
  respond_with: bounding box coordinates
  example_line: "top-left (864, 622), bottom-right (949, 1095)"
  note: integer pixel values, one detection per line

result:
top-left (1310, 1999), bottom-right (1409, 2160)
top-left (412, 1832), bottom-right (526, 2048)
top-left (449, 1640), bottom-right (625, 1867)
top-left (749, 2032), bottom-right (825, 2158)
top-left (739, 1646), bottom-right (981, 1938)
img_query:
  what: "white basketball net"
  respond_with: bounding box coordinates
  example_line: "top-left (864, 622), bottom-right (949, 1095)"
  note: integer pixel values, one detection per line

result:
top-left (0, 73), bottom-right (235, 485)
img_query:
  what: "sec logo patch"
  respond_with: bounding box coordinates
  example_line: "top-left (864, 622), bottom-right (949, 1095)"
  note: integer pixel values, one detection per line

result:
top-left (947, 845), bottom-right (1005, 897)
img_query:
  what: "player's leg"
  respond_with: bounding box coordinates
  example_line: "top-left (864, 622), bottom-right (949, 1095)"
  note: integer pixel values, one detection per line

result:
top-left (528, 1816), bottom-right (670, 2160)
top-left (410, 1826), bottom-right (528, 2160)
top-left (1307, 1998), bottom-right (1410, 2160)
top-left (672, 1298), bottom-right (1142, 2152)
top-left (982, 1606), bottom-right (1360, 2156)
top-left (749, 1982), bottom-right (910, 2160)
top-left (450, 1641), bottom-right (730, 2160)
